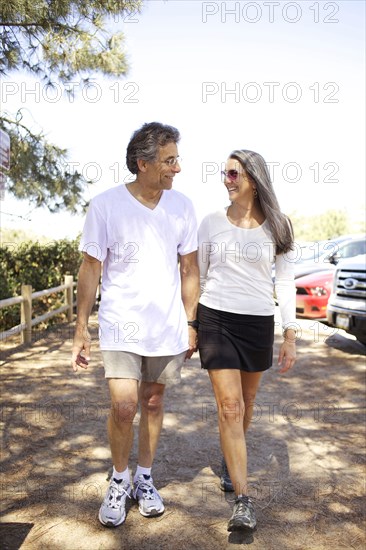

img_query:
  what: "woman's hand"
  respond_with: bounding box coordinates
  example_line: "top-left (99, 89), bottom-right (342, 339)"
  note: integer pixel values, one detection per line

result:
top-left (278, 329), bottom-right (297, 373)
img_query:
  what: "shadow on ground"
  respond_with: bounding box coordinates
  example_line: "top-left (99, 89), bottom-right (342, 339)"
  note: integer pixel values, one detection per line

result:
top-left (1, 316), bottom-right (365, 549)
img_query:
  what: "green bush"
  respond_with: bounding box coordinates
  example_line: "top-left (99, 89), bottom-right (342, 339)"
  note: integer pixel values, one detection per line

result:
top-left (0, 238), bottom-right (82, 332)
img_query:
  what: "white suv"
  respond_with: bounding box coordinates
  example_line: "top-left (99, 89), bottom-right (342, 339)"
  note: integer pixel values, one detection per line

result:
top-left (327, 254), bottom-right (366, 345)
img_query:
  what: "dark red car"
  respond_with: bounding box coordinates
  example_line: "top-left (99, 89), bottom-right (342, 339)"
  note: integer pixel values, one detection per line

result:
top-left (296, 270), bottom-right (334, 319)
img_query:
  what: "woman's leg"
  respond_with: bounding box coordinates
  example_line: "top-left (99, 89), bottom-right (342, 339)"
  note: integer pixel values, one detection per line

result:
top-left (241, 371), bottom-right (264, 434)
top-left (210, 369), bottom-right (264, 496)
top-left (209, 369), bottom-right (247, 496)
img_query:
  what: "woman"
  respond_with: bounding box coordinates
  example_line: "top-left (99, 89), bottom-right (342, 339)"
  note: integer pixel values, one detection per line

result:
top-left (197, 149), bottom-right (297, 532)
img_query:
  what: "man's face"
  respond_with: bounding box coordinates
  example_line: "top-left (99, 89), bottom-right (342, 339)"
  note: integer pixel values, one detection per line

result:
top-left (143, 142), bottom-right (181, 191)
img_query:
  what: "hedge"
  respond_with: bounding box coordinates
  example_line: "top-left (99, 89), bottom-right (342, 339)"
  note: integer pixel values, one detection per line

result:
top-left (0, 238), bottom-right (82, 331)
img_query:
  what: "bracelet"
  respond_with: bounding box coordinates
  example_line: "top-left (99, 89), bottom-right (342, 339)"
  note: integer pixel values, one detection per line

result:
top-left (187, 320), bottom-right (199, 329)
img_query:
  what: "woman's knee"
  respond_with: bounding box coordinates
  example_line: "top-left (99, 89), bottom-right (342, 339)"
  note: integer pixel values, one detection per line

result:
top-left (218, 397), bottom-right (244, 423)
top-left (243, 392), bottom-right (258, 411)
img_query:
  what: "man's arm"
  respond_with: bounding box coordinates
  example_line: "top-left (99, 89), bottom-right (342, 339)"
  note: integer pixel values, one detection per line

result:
top-left (71, 252), bottom-right (102, 372)
top-left (179, 250), bottom-right (200, 359)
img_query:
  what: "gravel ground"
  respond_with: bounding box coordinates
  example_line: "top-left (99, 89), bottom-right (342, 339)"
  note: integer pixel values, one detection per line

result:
top-left (1, 311), bottom-right (365, 549)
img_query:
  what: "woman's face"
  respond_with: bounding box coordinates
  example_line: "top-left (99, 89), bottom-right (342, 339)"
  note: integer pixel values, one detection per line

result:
top-left (222, 158), bottom-right (256, 202)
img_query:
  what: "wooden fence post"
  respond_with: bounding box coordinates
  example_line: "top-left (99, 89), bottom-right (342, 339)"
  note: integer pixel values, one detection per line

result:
top-left (21, 284), bottom-right (32, 344)
top-left (64, 275), bottom-right (74, 322)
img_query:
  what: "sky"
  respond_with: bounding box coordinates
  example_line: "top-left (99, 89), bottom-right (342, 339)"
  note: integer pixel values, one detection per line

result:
top-left (0, 0), bottom-right (365, 240)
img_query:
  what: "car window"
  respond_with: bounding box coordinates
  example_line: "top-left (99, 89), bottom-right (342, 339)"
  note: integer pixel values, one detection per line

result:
top-left (298, 240), bottom-right (338, 262)
top-left (339, 240), bottom-right (366, 258)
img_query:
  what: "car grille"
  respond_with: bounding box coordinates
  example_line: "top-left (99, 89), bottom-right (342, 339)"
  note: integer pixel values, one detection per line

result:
top-left (296, 287), bottom-right (307, 295)
top-left (335, 268), bottom-right (366, 299)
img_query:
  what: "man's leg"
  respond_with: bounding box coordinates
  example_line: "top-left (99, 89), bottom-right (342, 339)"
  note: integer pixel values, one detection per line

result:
top-left (107, 378), bottom-right (139, 471)
top-left (137, 381), bottom-right (165, 467)
top-left (132, 381), bottom-right (166, 517)
top-left (99, 378), bottom-right (139, 527)
top-left (133, 352), bottom-right (184, 517)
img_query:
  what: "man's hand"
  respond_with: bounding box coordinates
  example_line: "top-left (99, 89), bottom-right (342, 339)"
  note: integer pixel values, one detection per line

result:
top-left (71, 324), bottom-right (92, 372)
top-left (71, 253), bottom-right (101, 372)
top-left (185, 326), bottom-right (198, 360)
top-left (180, 251), bottom-right (200, 361)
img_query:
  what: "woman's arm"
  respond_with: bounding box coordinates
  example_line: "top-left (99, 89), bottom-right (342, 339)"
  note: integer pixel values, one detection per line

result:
top-left (274, 251), bottom-right (297, 373)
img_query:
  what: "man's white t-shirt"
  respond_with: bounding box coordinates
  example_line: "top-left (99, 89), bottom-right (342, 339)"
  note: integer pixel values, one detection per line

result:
top-left (80, 185), bottom-right (198, 355)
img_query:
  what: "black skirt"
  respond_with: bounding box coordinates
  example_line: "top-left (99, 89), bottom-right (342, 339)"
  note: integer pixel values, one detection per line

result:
top-left (197, 303), bottom-right (274, 373)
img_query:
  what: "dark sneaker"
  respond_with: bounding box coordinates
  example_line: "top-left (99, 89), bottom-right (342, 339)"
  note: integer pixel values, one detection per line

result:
top-left (133, 474), bottom-right (165, 517)
top-left (98, 478), bottom-right (131, 527)
top-left (227, 495), bottom-right (256, 532)
top-left (220, 457), bottom-right (234, 492)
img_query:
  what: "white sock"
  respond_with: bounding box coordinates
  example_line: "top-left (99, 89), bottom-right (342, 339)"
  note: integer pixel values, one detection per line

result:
top-left (134, 465), bottom-right (151, 482)
top-left (113, 466), bottom-right (130, 484)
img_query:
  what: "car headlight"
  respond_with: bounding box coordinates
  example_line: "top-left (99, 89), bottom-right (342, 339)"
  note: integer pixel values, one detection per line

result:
top-left (309, 286), bottom-right (328, 296)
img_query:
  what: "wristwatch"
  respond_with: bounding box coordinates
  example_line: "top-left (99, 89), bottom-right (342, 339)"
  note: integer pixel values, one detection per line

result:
top-left (187, 320), bottom-right (199, 329)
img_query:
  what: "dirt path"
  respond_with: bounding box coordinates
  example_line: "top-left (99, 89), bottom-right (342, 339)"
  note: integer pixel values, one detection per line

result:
top-left (1, 312), bottom-right (365, 550)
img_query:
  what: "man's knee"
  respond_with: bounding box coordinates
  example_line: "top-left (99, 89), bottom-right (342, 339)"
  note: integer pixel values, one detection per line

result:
top-left (111, 399), bottom-right (138, 424)
top-left (140, 384), bottom-right (165, 414)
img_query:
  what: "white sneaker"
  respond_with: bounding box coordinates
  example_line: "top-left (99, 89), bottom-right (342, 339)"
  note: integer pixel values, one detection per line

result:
top-left (133, 474), bottom-right (165, 517)
top-left (98, 478), bottom-right (131, 527)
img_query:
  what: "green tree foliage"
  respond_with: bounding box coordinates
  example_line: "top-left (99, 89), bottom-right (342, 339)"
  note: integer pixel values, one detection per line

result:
top-left (0, 112), bottom-right (89, 212)
top-left (0, 237), bottom-right (83, 330)
top-left (1, 226), bottom-right (49, 245)
top-left (312, 209), bottom-right (350, 240)
top-left (0, 0), bottom-right (142, 83)
top-left (290, 209), bottom-right (351, 242)
top-left (0, 0), bottom-right (142, 211)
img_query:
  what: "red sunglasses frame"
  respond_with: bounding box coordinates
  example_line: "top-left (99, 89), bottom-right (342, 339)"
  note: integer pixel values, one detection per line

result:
top-left (221, 169), bottom-right (242, 182)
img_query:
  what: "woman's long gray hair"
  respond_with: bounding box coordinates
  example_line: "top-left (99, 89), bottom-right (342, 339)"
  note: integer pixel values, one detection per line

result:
top-left (230, 149), bottom-right (294, 254)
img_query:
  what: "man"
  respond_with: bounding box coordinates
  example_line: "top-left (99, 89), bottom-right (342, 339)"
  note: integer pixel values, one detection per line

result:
top-left (71, 122), bottom-right (200, 527)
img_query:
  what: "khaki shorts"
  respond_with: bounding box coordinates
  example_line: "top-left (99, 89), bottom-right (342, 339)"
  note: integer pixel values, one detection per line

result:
top-left (101, 350), bottom-right (186, 384)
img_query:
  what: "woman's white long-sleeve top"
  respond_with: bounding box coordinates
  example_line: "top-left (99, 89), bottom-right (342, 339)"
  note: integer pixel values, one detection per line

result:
top-left (198, 209), bottom-right (297, 329)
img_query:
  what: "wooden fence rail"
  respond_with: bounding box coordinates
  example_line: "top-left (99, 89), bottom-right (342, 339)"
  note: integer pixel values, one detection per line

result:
top-left (0, 275), bottom-right (76, 344)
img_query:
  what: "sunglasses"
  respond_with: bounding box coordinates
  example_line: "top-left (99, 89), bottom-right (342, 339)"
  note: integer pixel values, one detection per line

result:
top-left (221, 169), bottom-right (243, 182)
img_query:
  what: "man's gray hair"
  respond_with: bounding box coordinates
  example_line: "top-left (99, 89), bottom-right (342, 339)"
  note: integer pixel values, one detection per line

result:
top-left (126, 122), bottom-right (180, 174)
